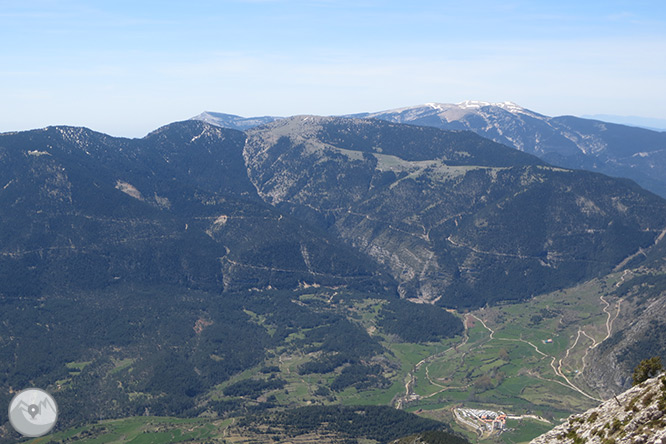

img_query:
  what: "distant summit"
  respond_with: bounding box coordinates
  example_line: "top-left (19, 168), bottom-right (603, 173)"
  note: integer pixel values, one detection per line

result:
top-left (414, 100), bottom-right (539, 116)
top-left (350, 102), bottom-right (666, 198)
top-left (193, 102), bottom-right (666, 197)
top-left (190, 111), bottom-right (279, 131)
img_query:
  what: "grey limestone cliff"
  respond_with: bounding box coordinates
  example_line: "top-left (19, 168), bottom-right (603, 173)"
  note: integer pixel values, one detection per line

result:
top-left (531, 374), bottom-right (666, 444)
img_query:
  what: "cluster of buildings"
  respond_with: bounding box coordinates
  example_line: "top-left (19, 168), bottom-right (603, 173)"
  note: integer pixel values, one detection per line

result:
top-left (455, 408), bottom-right (507, 434)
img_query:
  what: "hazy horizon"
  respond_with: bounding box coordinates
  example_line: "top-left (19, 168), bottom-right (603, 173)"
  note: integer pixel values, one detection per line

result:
top-left (2, 0), bottom-right (665, 137)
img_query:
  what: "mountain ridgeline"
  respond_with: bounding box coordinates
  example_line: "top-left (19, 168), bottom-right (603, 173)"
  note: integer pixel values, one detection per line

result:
top-left (0, 122), bottom-right (391, 297)
top-left (2, 116), bottom-right (666, 440)
top-left (351, 101), bottom-right (666, 199)
top-left (193, 102), bottom-right (666, 198)
top-left (243, 116), bottom-right (666, 306)
top-left (1, 116), bottom-right (665, 318)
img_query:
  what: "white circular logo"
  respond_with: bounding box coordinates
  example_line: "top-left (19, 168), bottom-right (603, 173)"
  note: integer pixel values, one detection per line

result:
top-left (8, 388), bottom-right (58, 437)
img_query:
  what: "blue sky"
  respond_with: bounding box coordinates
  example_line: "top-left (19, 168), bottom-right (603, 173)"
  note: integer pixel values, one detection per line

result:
top-left (1, 0), bottom-right (665, 137)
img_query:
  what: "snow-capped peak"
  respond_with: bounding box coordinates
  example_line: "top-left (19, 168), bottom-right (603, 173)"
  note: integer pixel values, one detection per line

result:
top-left (457, 100), bottom-right (492, 109)
top-left (457, 100), bottom-right (523, 112)
top-left (454, 100), bottom-right (542, 118)
top-left (495, 101), bottom-right (526, 113)
top-left (424, 102), bottom-right (448, 112)
top-left (361, 101), bottom-right (544, 122)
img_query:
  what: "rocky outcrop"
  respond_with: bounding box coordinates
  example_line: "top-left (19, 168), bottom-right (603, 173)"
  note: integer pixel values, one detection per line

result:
top-left (531, 374), bottom-right (666, 444)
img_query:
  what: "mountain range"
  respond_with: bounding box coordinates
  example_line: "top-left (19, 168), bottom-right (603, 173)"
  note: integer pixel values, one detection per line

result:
top-left (2, 109), bottom-right (666, 442)
top-left (11, 116), bottom-right (663, 312)
top-left (243, 115), bottom-right (666, 306)
top-left (0, 122), bottom-right (393, 297)
top-left (193, 101), bottom-right (666, 198)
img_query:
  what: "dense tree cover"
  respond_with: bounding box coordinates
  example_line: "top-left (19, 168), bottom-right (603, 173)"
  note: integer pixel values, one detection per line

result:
top-left (298, 353), bottom-right (358, 375)
top-left (0, 286), bottom-right (269, 389)
top-left (209, 399), bottom-right (243, 417)
top-left (433, 175), bottom-right (662, 307)
top-left (378, 299), bottom-right (463, 342)
top-left (0, 286), bottom-right (395, 436)
top-left (240, 405), bottom-right (460, 444)
top-left (223, 378), bottom-right (287, 398)
top-left (0, 122), bottom-right (395, 302)
top-left (132, 351), bottom-right (204, 398)
top-left (330, 364), bottom-right (390, 392)
top-left (305, 318), bottom-right (384, 357)
top-left (209, 399), bottom-right (275, 419)
top-left (0, 286), bottom-right (282, 434)
top-left (296, 316), bottom-right (385, 375)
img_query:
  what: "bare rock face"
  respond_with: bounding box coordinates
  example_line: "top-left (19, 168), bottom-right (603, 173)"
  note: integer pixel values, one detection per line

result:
top-left (531, 374), bottom-right (666, 444)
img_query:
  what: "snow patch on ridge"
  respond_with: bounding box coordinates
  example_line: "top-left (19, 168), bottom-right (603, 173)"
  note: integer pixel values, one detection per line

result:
top-left (369, 101), bottom-right (543, 120)
top-left (457, 100), bottom-right (528, 115)
top-left (27, 150), bottom-right (51, 157)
